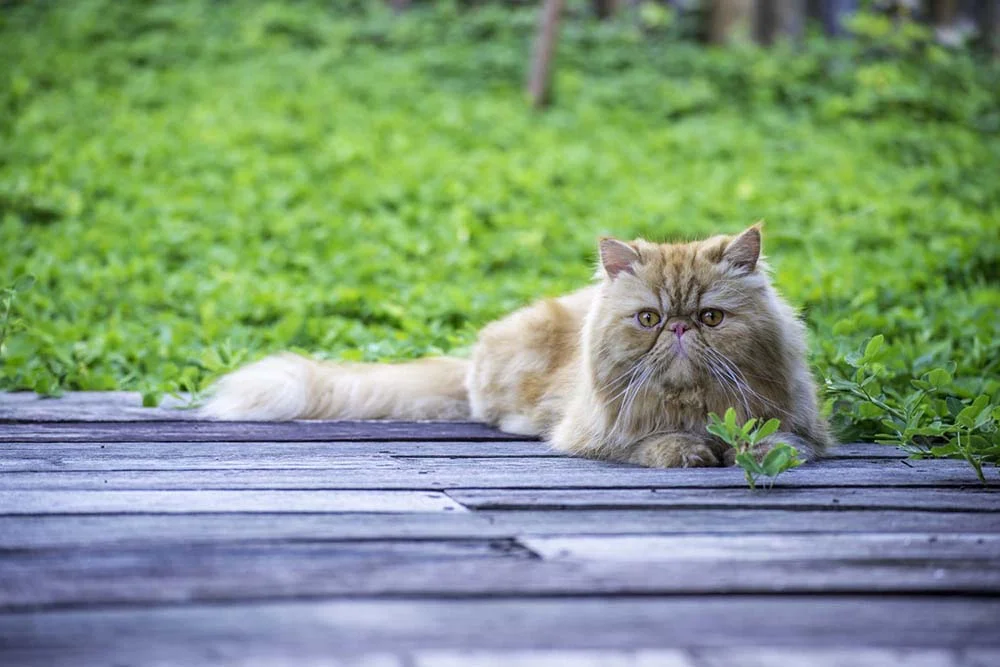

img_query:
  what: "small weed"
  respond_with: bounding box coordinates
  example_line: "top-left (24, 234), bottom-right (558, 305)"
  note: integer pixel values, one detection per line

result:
top-left (706, 408), bottom-right (804, 490)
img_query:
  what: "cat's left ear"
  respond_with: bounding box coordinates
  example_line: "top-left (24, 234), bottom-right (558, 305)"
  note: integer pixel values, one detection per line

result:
top-left (722, 224), bottom-right (761, 273)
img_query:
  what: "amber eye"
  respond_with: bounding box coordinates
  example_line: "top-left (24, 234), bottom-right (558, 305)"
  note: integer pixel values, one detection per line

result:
top-left (636, 310), bottom-right (661, 328)
top-left (699, 309), bottom-right (724, 327)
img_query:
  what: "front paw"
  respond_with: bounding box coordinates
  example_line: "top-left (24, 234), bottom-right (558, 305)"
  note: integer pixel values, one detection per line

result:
top-left (631, 435), bottom-right (721, 469)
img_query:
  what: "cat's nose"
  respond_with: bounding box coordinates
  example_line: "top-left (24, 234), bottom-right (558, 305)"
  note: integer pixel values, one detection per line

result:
top-left (669, 321), bottom-right (690, 337)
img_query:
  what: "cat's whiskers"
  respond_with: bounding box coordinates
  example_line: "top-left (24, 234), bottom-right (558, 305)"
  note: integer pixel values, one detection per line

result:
top-left (703, 354), bottom-right (752, 420)
top-left (703, 346), bottom-right (787, 418)
top-left (703, 359), bottom-right (747, 421)
top-left (610, 359), bottom-right (656, 438)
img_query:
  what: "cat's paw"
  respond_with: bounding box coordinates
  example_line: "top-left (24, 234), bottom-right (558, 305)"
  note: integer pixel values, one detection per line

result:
top-left (630, 435), bottom-right (721, 468)
top-left (681, 444), bottom-right (721, 468)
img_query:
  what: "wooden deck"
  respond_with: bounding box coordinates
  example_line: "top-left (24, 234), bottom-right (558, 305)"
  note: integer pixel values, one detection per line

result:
top-left (1, 392), bottom-right (998, 666)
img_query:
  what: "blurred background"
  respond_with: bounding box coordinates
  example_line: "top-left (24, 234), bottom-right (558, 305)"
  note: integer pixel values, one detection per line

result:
top-left (0, 1), bottom-right (997, 447)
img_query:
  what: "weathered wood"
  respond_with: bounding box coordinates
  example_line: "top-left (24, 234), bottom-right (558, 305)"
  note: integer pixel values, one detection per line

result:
top-left (693, 649), bottom-right (1000, 667)
top-left (0, 441), bottom-right (558, 470)
top-left (482, 508), bottom-right (1000, 535)
top-left (408, 649), bottom-right (1000, 667)
top-left (3, 509), bottom-right (994, 549)
top-left (521, 533), bottom-right (1000, 561)
top-left (449, 487), bottom-right (1000, 512)
top-left (3, 540), bottom-right (999, 609)
top-left (0, 490), bottom-right (468, 514)
top-left (1, 598), bottom-right (998, 665)
top-left (0, 441), bottom-right (904, 471)
top-left (527, 0), bottom-right (564, 108)
top-left (0, 391), bottom-right (200, 421)
top-left (0, 421), bottom-right (528, 442)
top-left (0, 457), bottom-right (988, 490)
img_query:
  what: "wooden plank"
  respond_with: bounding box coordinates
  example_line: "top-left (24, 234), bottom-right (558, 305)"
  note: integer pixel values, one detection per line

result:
top-left (0, 391), bottom-right (197, 421)
top-left (692, 649), bottom-right (1000, 667)
top-left (448, 488), bottom-right (1000, 512)
top-left (0, 421), bottom-right (525, 442)
top-left (0, 441), bottom-right (903, 471)
top-left (414, 649), bottom-right (1000, 667)
top-left (481, 509), bottom-right (1000, 535)
top-left (0, 457), bottom-right (989, 490)
top-left (0, 513), bottom-right (503, 548)
top-left (0, 441), bottom-right (558, 470)
top-left (521, 534), bottom-right (1000, 561)
top-left (0, 490), bottom-right (468, 514)
top-left (1, 598), bottom-right (998, 662)
top-left (2, 510), bottom-right (994, 549)
top-left (3, 541), bottom-right (1000, 609)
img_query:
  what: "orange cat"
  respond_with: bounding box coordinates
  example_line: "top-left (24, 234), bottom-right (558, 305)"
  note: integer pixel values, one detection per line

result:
top-left (203, 226), bottom-right (833, 467)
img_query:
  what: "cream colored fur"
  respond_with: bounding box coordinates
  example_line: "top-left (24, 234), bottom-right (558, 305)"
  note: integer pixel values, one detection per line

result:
top-left (203, 226), bottom-right (833, 467)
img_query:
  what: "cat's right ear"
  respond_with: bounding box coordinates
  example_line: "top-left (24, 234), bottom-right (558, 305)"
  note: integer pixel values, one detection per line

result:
top-left (599, 238), bottom-right (640, 279)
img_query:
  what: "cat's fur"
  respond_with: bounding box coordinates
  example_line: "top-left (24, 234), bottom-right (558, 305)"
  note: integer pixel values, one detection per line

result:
top-left (203, 226), bottom-right (833, 467)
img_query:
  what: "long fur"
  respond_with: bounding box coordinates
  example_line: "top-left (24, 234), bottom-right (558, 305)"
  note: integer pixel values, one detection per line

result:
top-left (202, 226), bottom-right (833, 467)
top-left (200, 353), bottom-right (470, 421)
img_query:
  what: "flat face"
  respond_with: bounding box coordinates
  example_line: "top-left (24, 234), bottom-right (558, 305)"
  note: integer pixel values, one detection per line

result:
top-left (590, 231), bottom-right (793, 432)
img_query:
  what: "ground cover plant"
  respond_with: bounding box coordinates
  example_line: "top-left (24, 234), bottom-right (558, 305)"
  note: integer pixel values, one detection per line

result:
top-left (1, 1), bottom-right (997, 471)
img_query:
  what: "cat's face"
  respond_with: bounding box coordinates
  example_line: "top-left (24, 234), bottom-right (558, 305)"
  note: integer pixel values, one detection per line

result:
top-left (588, 226), bottom-right (788, 416)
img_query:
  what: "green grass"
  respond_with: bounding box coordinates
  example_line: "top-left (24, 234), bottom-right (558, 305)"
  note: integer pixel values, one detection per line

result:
top-left (1, 1), bottom-right (998, 468)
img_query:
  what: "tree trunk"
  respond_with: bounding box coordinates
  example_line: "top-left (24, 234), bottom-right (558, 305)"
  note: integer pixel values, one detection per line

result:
top-left (820, 0), bottom-right (857, 36)
top-left (527, 0), bottom-right (565, 108)
top-left (711, 0), bottom-right (757, 44)
top-left (758, 0), bottom-right (806, 44)
top-left (978, 0), bottom-right (1000, 55)
top-left (593, 0), bottom-right (619, 20)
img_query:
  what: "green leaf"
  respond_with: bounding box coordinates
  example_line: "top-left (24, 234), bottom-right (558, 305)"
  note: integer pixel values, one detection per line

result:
top-left (923, 368), bottom-right (952, 389)
top-left (862, 334), bottom-right (884, 362)
top-left (760, 446), bottom-right (791, 476)
top-left (946, 396), bottom-right (964, 418)
top-left (141, 390), bottom-right (163, 408)
top-left (755, 418), bottom-right (782, 442)
top-left (735, 452), bottom-right (764, 475)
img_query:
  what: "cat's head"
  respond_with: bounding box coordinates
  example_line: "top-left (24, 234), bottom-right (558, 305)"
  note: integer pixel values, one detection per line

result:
top-left (586, 225), bottom-right (794, 422)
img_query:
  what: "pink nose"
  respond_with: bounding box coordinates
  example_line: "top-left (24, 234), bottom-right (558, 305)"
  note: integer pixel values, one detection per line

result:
top-left (669, 321), bottom-right (690, 337)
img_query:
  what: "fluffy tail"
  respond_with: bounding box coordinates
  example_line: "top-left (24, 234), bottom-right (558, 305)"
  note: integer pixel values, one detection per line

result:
top-left (200, 353), bottom-right (471, 421)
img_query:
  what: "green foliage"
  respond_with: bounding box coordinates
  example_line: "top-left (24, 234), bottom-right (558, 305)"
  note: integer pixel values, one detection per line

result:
top-left (1, 275), bottom-right (35, 361)
top-left (1, 1), bottom-right (998, 472)
top-left (827, 335), bottom-right (999, 483)
top-left (707, 408), bottom-right (804, 490)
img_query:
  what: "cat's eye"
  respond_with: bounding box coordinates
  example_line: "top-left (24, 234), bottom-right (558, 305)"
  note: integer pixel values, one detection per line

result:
top-left (636, 310), bottom-right (661, 328)
top-left (699, 309), bottom-right (724, 327)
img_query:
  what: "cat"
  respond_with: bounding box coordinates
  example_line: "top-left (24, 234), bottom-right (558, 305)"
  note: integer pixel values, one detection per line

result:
top-left (202, 225), bottom-right (833, 467)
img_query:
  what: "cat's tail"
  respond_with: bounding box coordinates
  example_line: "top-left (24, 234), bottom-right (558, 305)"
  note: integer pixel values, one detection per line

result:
top-left (200, 353), bottom-right (471, 421)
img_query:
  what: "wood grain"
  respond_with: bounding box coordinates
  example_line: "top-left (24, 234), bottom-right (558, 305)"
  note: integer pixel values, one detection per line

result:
top-left (1, 598), bottom-right (998, 662)
top-left (448, 487), bottom-right (1000, 512)
top-left (0, 421), bottom-right (528, 442)
top-left (3, 543), bottom-right (999, 608)
top-left (0, 490), bottom-right (468, 514)
top-left (0, 457), bottom-right (988, 490)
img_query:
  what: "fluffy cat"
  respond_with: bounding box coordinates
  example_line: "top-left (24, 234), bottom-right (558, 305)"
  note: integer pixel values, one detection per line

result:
top-left (202, 225), bottom-right (833, 467)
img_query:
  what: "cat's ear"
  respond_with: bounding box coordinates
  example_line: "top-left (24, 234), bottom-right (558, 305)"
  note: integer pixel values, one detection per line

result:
top-left (722, 224), bottom-right (761, 273)
top-left (599, 238), bottom-right (640, 279)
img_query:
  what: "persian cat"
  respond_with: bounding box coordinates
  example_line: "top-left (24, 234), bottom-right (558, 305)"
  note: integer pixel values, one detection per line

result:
top-left (203, 226), bottom-right (832, 467)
